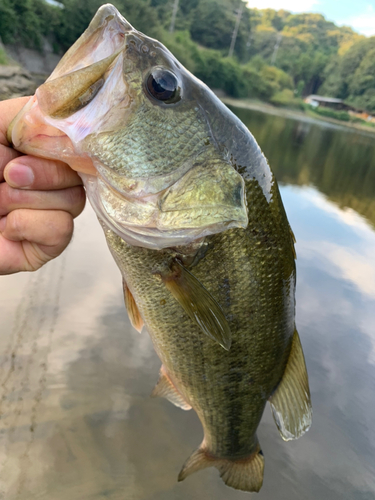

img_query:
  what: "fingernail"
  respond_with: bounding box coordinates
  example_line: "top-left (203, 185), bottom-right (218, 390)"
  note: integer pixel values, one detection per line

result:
top-left (0, 216), bottom-right (7, 232)
top-left (6, 163), bottom-right (34, 188)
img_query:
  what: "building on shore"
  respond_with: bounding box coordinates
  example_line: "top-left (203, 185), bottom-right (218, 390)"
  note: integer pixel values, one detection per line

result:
top-left (304, 95), bottom-right (375, 123)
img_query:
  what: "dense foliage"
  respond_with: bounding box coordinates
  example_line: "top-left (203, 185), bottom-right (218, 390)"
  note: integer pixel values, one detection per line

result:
top-left (0, 0), bottom-right (374, 111)
top-left (320, 37), bottom-right (375, 112)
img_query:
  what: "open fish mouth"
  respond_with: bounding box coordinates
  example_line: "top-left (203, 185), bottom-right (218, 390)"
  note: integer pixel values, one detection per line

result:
top-left (7, 4), bottom-right (132, 173)
top-left (7, 4), bottom-right (249, 250)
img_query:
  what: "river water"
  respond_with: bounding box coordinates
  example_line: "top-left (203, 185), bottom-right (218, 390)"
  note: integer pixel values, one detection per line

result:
top-left (0, 107), bottom-right (374, 499)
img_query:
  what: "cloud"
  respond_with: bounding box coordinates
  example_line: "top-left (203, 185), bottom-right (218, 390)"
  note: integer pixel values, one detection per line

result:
top-left (285, 186), bottom-right (375, 298)
top-left (247, 0), bottom-right (320, 12)
top-left (299, 186), bottom-right (374, 235)
top-left (340, 4), bottom-right (375, 36)
top-left (281, 185), bottom-right (375, 367)
top-left (298, 239), bottom-right (375, 298)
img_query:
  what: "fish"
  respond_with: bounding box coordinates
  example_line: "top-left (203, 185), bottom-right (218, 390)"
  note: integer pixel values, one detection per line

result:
top-left (7, 4), bottom-right (312, 492)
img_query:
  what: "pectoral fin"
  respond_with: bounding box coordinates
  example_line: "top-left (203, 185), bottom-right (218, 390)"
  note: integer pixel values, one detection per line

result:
top-left (123, 279), bottom-right (144, 333)
top-left (151, 365), bottom-right (192, 411)
top-left (161, 261), bottom-right (232, 351)
top-left (269, 329), bottom-right (312, 441)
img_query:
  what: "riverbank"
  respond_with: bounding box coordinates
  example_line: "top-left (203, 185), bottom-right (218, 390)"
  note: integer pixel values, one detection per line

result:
top-left (221, 97), bottom-right (375, 136)
top-left (0, 65), bottom-right (39, 100)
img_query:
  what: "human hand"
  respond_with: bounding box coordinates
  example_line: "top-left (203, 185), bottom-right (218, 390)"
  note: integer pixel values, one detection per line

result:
top-left (0, 97), bottom-right (86, 275)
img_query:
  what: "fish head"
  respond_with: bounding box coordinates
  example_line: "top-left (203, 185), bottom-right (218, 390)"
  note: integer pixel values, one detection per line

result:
top-left (8, 4), bottom-right (248, 249)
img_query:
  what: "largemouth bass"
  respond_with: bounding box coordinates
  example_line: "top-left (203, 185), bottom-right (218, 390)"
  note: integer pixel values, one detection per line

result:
top-left (7, 4), bottom-right (312, 492)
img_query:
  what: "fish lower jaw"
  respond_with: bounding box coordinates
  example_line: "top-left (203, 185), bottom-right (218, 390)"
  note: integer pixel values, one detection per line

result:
top-left (89, 198), bottom-right (231, 250)
top-left (81, 172), bottom-right (243, 250)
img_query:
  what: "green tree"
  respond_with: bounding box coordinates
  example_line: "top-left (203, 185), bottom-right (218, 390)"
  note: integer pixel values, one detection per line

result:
top-left (0, 0), bottom-right (374, 109)
top-left (0, 0), bottom-right (58, 48)
top-left (320, 37), bottom-right (375, 111)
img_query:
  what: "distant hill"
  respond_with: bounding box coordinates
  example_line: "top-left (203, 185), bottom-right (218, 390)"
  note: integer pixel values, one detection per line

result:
top-left (0, 0), bottom-right (373, 111)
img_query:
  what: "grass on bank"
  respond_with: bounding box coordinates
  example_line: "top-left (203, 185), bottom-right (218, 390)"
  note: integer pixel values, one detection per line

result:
top-left (0, 47), bottom-right (8, 65)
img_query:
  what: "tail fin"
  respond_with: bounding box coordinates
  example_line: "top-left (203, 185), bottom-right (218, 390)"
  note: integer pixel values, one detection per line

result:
top-left (178, 443), bottom-right (264, 492)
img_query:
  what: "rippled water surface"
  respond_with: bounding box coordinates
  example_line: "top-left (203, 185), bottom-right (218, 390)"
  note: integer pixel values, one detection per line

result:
top-left (1, 107), bottom-right (375, 499)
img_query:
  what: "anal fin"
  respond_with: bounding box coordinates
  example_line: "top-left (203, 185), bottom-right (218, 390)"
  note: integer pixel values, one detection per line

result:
top-left (160, 260), bottom-right (232, 351)
top-left (178, 441), bottom-right (264, 492)
top-left (151, 365), bottom-right (192, 411)
top-left (123, 279), bottom-right (144, 333)
top-left (269, 328), bottom-right (312, 441)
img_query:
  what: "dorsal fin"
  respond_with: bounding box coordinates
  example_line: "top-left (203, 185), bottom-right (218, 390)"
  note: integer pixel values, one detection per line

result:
top-left (160, 260), bottom-right (232, 350)
top-left (178, 441), bottom-right (264, 492)
top-left (151, 365), bottom-right (192, 411)
top-left (122, 279), bottom-right (144, 333)
top-left (269, 329), bottom-right (312, 441)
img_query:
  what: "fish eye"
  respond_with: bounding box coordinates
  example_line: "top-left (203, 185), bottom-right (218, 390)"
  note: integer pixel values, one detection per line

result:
top-left (146, 68), bottom-right (181, 104)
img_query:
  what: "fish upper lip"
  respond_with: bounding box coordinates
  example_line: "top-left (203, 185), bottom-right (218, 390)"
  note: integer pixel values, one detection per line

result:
top-left (47, 4), bottom-right (133, 81)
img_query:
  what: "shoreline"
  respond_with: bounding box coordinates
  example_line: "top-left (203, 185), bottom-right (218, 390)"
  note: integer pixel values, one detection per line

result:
top-left (221, 97), bottom-right (375, 137)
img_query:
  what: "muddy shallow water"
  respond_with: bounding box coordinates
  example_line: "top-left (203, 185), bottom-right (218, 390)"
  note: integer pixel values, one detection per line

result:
top-left (1, 107), bottom-right (374, 499)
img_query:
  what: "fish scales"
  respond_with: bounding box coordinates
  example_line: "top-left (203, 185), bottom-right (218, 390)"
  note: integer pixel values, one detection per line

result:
top-left (8, 4), bottom-right (312, 492)
top-left (105, 176), bottom-right (294, 460)
top-left (85, 104), bottom-right (205, 178)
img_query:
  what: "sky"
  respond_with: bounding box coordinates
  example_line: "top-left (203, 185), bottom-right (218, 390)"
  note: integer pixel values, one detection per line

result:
top-left (247, 0), bottom-right (375, 37)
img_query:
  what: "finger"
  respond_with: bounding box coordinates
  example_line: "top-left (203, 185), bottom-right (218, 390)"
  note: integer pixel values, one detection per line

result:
top-left (0, 96), bottom-right (31, 145)
top-left (0, 144), bottom-right (21, 182)
top-left (0, 182), bottom-right (86, 218)
top-left (0, 209), bottom-right (74, 273)
top-left (0, 208), bottom-right (73, 246)
top-left (4, 156), bottom-right (83, 190)
top-left (0, 97), bottom-right (32, 182)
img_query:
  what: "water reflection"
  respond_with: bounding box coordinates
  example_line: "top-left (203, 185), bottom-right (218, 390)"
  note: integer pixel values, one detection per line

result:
top-left (1, 109), bottom-right (375, 498)
top-left (230, 106), bottom-right (375, 228)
